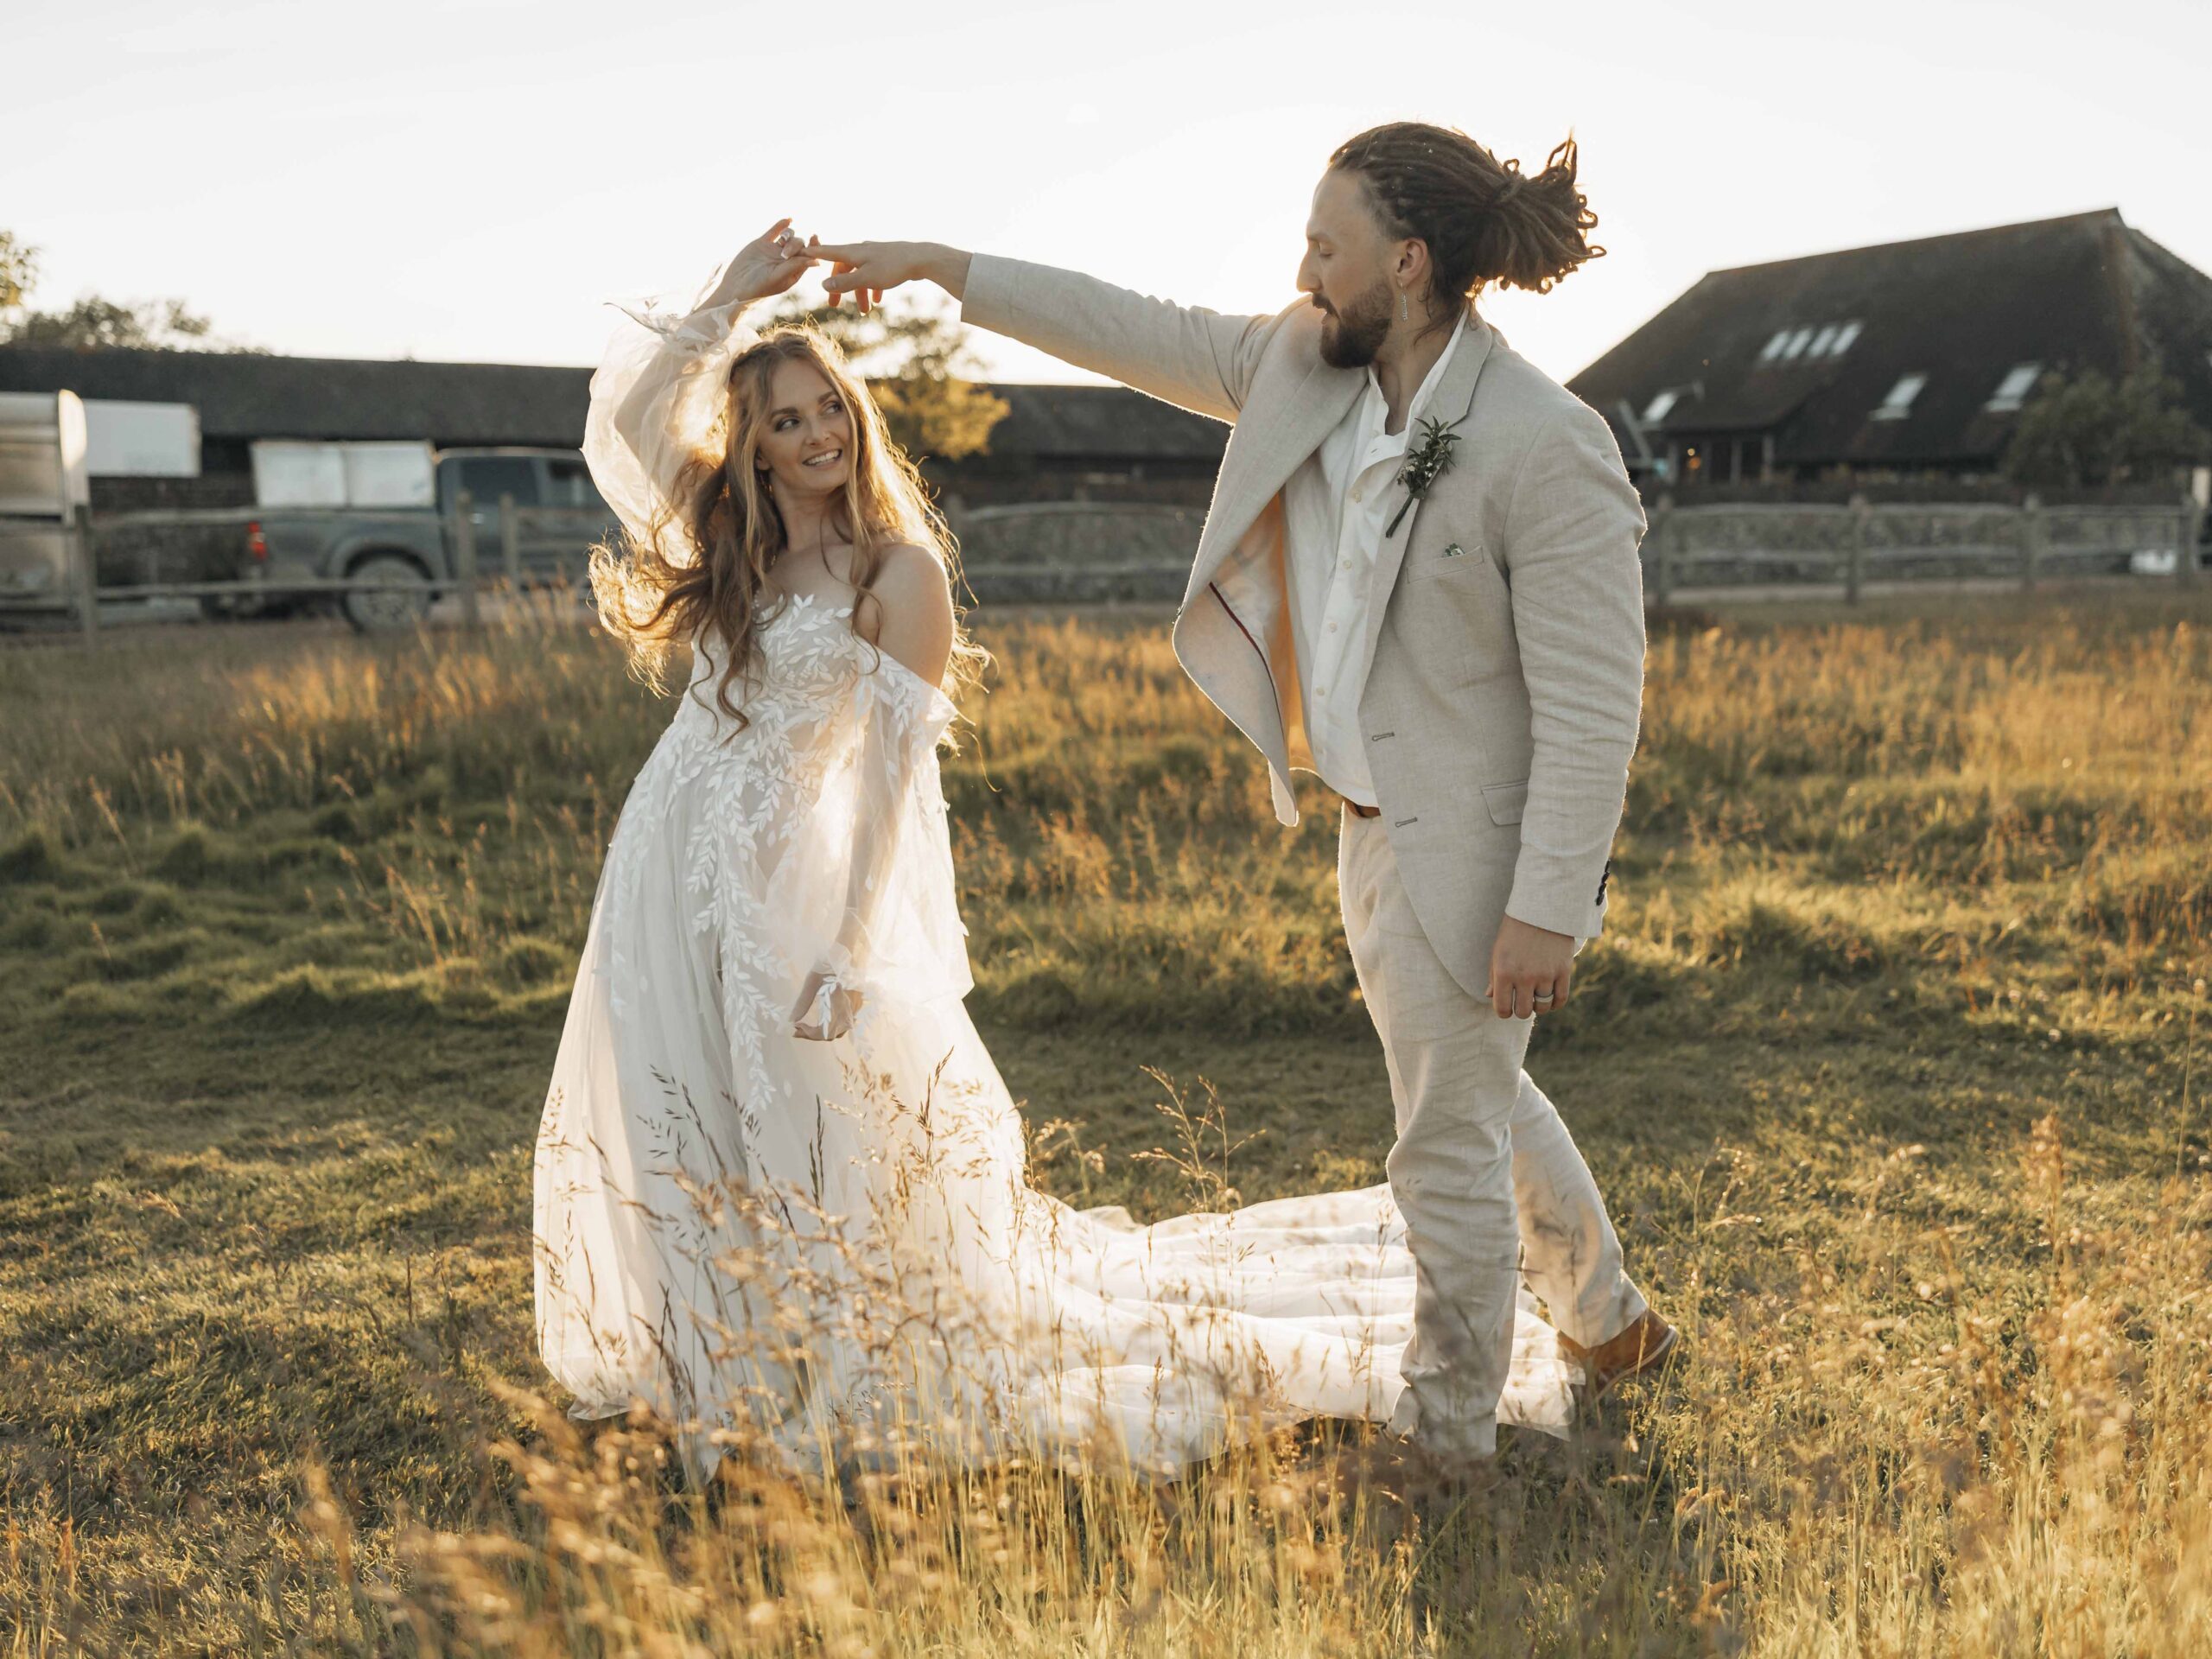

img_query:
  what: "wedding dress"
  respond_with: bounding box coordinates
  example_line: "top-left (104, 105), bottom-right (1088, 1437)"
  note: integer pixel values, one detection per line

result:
top-left (530, 271), bottom-right (1580, 1484)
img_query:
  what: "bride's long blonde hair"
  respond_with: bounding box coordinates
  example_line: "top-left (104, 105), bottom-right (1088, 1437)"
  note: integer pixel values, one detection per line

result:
top-left (587, 323), bottom-right (986, 729)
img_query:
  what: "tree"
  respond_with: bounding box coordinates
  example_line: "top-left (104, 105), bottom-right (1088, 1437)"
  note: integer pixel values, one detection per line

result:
top-left (760, 294), bottom-right (1008, 463)
top-left (2002, 366), bottom-right (2209, 489)
top-left (0, 230), bottom-right (35, 312)
top-left (0, 229), bottom-right (256, 351)
top-left (4, 295), bottom-right (222, 351)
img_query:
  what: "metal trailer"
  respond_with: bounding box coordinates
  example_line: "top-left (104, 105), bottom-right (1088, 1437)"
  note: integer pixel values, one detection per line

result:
top-left (0, 391), bottom-right (94, 633)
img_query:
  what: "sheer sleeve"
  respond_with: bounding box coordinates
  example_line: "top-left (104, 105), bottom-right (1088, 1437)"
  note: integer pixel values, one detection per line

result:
top-left (808, 656), bottom-right (970, 1022)
top-left (582, 270), bottom-right (760, 566)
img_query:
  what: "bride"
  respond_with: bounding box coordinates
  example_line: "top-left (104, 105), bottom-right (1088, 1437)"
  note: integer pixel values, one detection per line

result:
top-left (531, 219), bottom-right (1580, 1484)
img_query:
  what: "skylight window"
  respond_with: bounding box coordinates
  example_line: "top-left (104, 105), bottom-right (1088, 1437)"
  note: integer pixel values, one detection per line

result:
top-left (1643, 388), bottom-right (1683, 423)
top-left (1872, 372), bottom-right (1928, 422)
top-left (1986, 362), bottom-right (2044, 412)
top-left (1761, 320), bottom-right (1865, 365)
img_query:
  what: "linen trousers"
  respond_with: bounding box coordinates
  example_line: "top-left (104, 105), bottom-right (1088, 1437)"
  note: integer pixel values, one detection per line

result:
top-left (1338, 805), bottom-right (1648, 1456)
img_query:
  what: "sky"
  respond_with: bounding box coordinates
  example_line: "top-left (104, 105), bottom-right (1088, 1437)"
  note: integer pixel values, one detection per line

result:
top-left (10, 0), bottom-right (2211, 389)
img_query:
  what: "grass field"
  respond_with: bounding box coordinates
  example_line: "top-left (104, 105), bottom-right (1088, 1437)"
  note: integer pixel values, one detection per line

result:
top-left (3, 586), bottom-right (2209, 1656)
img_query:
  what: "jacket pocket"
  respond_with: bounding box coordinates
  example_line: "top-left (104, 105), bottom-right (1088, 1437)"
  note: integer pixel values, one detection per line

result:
top-left (1480, 779), bottom-right (1529, 825)
top-left (1404, 541), bottom-right (1499, 585)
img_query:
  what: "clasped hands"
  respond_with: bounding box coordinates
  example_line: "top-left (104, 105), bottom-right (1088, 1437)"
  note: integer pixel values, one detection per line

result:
top-left (713, 217), bottom-right (909, 314)
top-left (715, 214), bottom-right (969, 317)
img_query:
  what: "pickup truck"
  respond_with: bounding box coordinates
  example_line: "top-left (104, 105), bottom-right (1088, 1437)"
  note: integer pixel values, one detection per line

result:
top-left (232, 446), bottom-right (620, 631)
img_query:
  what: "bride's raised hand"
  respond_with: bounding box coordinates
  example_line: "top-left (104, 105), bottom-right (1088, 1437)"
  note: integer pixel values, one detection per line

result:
top-left (710, 219), bottom-right (823, 307)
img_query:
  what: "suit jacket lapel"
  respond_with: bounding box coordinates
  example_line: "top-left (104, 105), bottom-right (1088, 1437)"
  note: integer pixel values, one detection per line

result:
top-left (1185, 355), bottom-right (1364, 605)
top-left (1354, 315), bottom-right (1498, 676)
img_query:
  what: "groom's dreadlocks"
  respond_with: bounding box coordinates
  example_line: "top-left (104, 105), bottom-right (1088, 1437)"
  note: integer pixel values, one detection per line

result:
top-left (1330, 123), bottom-right (1603, 317)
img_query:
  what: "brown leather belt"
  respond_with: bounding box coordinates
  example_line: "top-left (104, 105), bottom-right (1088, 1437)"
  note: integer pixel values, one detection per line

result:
top-left (1341, 796), bottom-right (1381, 818)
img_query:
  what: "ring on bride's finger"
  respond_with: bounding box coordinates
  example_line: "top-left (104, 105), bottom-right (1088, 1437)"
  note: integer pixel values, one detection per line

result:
top-left (1533, 991), bottom-right (1556, 1004)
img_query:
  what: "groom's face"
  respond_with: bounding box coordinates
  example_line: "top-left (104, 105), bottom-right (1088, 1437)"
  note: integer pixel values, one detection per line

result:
top-left (1300, 167), bottom-right (1397, 371)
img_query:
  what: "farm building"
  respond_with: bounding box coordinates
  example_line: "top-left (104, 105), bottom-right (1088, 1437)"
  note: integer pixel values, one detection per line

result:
top-left (0, 346), bottom-right (1228, 514)
top-left (1567, 209), bottom-right (2212, 490)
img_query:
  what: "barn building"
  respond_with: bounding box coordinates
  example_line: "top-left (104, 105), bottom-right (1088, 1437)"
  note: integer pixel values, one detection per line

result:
top-left (1567, 209), bottom-right (2212, 490)
top-left (0, 346), bottom-right (1226, 515)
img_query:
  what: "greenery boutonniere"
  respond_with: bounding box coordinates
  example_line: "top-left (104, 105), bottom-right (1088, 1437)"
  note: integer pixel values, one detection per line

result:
top-left (1385, 414), bottom-right (1464, 537)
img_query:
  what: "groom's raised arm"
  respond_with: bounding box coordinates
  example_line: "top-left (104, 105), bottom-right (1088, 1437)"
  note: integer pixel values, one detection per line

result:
top-left (813, 242), bottom-right (1280, 425)
top-left (959, 254), bottom-right (1278, 425)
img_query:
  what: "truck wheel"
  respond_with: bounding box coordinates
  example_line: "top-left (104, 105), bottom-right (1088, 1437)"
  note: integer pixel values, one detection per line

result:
top-left (341, 553), bottom-right (434, 632)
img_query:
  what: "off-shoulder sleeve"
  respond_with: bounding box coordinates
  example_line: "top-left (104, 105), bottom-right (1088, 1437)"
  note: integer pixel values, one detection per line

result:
top-left (582, 276), bottom-right (759, 567)
top-left (811, 656), bottom-right (971, 1015)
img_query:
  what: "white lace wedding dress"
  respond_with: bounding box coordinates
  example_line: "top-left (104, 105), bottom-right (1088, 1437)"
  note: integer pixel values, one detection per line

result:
top-left (530, 270), bottom-right (1580, 1484)
top-left (531, 595), bottom-right (1583, 1483)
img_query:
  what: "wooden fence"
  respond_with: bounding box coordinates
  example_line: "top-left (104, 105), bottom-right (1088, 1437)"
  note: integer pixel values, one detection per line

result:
top-left (950, 494), bottom-right (2206, 604)
top-left (951, 501), bottom-right (1206, 605)
top-left (1639, 492), bottom-right (2205, 604)
top-left (5, 489), bottom-right (2205, 644)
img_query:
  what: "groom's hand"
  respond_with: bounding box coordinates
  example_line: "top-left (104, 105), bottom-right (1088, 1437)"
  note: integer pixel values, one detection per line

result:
top-left (810, 241), bottom-right (973, 313)
top-left (1486, 916), bottom-right (1576, 1020)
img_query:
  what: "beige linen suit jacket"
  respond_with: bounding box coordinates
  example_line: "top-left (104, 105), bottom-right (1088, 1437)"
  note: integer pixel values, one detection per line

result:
top-left (961, 256), bottom-right (1649, 1001)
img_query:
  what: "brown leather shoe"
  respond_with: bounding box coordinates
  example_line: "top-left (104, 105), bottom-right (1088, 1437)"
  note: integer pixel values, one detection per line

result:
top-left (1559, 1310), bottom-right (1679, 1399)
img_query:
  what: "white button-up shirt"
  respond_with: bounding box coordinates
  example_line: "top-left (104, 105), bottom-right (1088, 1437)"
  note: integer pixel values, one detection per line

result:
top-left (1284, 309), bottom-right (1469, 808)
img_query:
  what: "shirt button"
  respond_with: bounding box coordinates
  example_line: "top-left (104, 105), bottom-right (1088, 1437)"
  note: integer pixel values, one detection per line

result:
top-left (1339, 558), bottom-right (1351, 571)
top-left (1326, 621), bottom-right (1338, 632)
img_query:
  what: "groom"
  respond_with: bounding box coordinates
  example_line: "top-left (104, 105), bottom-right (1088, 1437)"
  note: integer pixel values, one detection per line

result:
top-left (815, 121), bottom-right (1675, 1459)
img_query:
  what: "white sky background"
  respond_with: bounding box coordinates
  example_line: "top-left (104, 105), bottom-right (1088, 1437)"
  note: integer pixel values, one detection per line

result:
top-left (10, 0), bottom-right (2210, 388)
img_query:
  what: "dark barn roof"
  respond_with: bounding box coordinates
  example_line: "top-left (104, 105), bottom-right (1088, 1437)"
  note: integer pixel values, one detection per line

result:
top-left (984, 383), bottom-right (1225, 465)
top-left (0, 344), bottom-right (1228, 467)
top-left (0, 345), bottom-right (592, 448)
top-left (1568, 209), bottom-right (2212, 472)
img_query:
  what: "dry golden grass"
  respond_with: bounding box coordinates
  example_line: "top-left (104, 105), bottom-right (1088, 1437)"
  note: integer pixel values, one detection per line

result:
top-left (1, 584), bottom-right (2208, 1655)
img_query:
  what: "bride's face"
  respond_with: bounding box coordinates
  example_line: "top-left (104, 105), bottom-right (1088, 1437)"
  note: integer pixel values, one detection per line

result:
top-left (753, 358), bottom-right (854, 502)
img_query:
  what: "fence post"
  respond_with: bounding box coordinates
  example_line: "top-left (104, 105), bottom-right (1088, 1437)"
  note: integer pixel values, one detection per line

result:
top-left (1649, 493), bottom-right (1675, 606)
top-left (453, 489), bottom-right (481, 627)
top-left (73, 502), bottom-right (99, 645)
top-left (2179, 489), bottom-right (2203, 589)
top-left (2020, 493), bottom-right (2044, 592)
top-left (499, 492), bottom-right (523, 595)
top-left (1846, 491), bottom-right (1869, 605)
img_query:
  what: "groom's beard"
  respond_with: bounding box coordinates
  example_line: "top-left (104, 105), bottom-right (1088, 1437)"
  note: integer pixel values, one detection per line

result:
top-left (1316, 276), bottom-right (1393, 369)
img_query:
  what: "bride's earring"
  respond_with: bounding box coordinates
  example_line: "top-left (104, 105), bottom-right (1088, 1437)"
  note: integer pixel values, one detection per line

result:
top-left (1400, 288), bottom-right (1409, 322)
